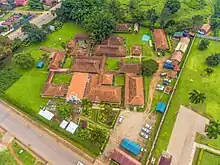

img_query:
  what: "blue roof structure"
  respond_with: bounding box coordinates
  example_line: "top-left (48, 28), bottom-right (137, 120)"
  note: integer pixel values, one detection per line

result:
top-left (142, 34), bottom-right (150, 41)
top-left (121, 138), bottom-right (141, 155)
top-left (163, 63), bottom-right (174, 70)
top-left (156, 102), bottom-right (166, 113)
top-left (36, 61), bottom-right (44, 68)
top-left (173, 32), bottom-right (183, 38)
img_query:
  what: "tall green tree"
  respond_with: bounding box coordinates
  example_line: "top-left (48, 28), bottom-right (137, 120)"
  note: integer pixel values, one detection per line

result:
top-left (189, 90), bottom-right (206, 104)
top-left (131, 9), bottom-right (146, 24)
top-left (205, 120), bottom-right (220, 139)
top-left (108, 0), bottom-right (125, 22)
top-left (28, 0), bottom-right (44, 10)
top-left (57, 102), bottom-right (73, 119)
top-left (21, 23), bottom-right (47, 43)
top-left (0, 36), bottom-right (13, 62)
top-left (83, 9), bottom-right (116, 42)
top-left (142, 59), bottom-right (159, 76)
top-left (206, 54), bottom-right (220, 67)
top-left (198, 39), bottom-right (210, 51)
top-left (146, 9), bottom-right (158, 28)
top-left (13, 52), bottom-right (34, 69)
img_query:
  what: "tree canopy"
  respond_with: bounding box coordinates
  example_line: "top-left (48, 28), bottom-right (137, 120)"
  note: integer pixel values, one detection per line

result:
top-left (205, 120), bottom-right (220, 139)
top-left (21, 23), bottom-right (47, 43)
top-left (142, 59), bottom-right (159, 76)
top-left (13, 52), bottom-right (34, 69)
top-left (83, 9), bottom-right (116, 42)
top-left (206, 53), bottom-right (220, 67)
top-left (28, 0), bottom-right (44, 10)
top-left (189, 90), bottom-right (206, 104)
top-left (146, 9), bottom-right (158, 28)
top-left (57, 102), bottom-right (73, 119)
top-left (108, 0), bottom-right (125, 22)
top-left (198, 39), bottom-right (210, 51)
top-left (0, 36), bottom-right (13, 62)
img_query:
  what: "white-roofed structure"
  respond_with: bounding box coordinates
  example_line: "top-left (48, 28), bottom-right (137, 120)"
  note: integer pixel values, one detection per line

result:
top-left (38, 110), bottom-right (54, 121)
top-left (66, 122), bottom-right (78, 134)
top-left (175, 37), bottom-right (190, 53)
top-left (60, 120), bottom-right (68, 129)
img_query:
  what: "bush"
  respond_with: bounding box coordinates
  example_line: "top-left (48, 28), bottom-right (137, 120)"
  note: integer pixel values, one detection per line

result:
top-left (13, 52), bottom-right (34, 69)
top-left (142, 59), bottom-right (159, 76)
top-left (198, 40), bottom-right (210, 51)
top-left (206, 53), bottom-right (220, 66)
top-left (0, 69), bottom-right (21, 93)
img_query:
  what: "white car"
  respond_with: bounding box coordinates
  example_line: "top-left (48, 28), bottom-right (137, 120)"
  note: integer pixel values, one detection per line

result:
top-left (76, 161), bottom-right (84, 165)
top-left (145, 124), bottom-right (152, 130)
top-left (141, 127), bottom-right (151, 134)
top-left (118, 116), bottom-right (124, 123)
top-left (139, 131), bottom-right (149, 139)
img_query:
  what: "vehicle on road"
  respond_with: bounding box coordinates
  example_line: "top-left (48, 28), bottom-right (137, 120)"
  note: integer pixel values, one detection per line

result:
top-left (118, 116), bottom-right (124, 123)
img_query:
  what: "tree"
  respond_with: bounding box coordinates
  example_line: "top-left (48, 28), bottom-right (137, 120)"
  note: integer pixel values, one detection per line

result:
top-left (13, 52), bottom-right (34, 69)
top-left (108, 0), bottom-right (125, 22)
top-left (206, 54), bottom-right (220, 67)
top-left (142, 59), bottom-right (159, 76)
top-left (90, 127), bottom-right (107, 144)
top-left (81, 98), bottom-right (92, 112)
top-left (192, 15), bottom-right (204, 30)
top-left (28, 0), bottom-right (43, 10)
top-left (128, 0), bottom-right (138, 12)
top-left (57, 102), bottom-right (73, 119)
top-left (198, 39), bottom-right (210, 51)
top-left (146, 9), bottom-right (158, 28)
top-left (83, 9), bottom-right (116, 42)
top-left (131, 9), bottom-right (146, 24)
top-left (205, 120), bottom-right (220, 139)
top-left (21, 23), bottom-right (47, 43)
top-left (0, 36), bottom-right (13, 62)
top-left (189, 90), bottom-right (206, 104)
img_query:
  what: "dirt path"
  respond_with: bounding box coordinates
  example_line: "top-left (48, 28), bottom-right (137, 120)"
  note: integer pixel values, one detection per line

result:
top-left (145, 56), bottom-right (169, 112)
top-left (8, 144), bottom-right (23, 165)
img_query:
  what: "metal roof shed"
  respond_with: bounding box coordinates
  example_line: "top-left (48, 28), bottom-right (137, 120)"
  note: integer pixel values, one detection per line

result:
top-left (121, 138), bottom-right (141, 156)
top-left (60, 120), bottom-right (68, 129)
top-left (66, 122), bottom-right (78, 134)
top-left (36, 61), bottom-right (44, 68)
top-left (38, 110), bottom-right (54, 121)
top-left (156, 102), bottom-right (166, 113)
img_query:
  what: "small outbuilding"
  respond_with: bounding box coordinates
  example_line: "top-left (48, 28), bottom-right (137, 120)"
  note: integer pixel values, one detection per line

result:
top-left (134, 23), bottom-right (139, 33)
top-left (198, 24), bottom-right (211, 35)
top-left (130, 45), bottom-right (142, 56)
top-left (158, 151), bottom-right (172, 165)
top-left (36, 61), bottom-right (44, 68)
top-left (173, 32), bottom-right (183, 38)
top-left (66, 122), bottom-right (78, 134)
top-left (155, 102), bottom-right (166, 113)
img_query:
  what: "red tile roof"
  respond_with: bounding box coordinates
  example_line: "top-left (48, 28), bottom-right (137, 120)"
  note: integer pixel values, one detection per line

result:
top-left (200, 24), bottom-right (211, 33)
top-left (48, 51), bottom-right (65, 70)
top-left (119, 62), bottom-right (142, 74)
top-left (130, 45), bottom-right (142, 56)
top-left (115, 24), bottom-right (131, 32)
top-left (171, 51), bottom-right (184, 64)
top-left (153, 29), bottom-right (169, 50)
top-left (125, 74), bottom-right (144, 106)
top-left (74, 34), bottom-right (90, 40)
top-left (42, 83), bottom-right (68, 97)
top-left (94, 45), bottom-right (126, 57)
top-left (110, 148), bottom-right (141, 165)
top-left (101, 36), bottom-right (125, 46)
top-left (99, 74), bottom-right (113, 85)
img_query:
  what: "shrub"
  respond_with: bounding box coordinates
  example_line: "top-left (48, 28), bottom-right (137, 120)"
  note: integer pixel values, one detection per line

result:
top-left (206, 53), bottom-right (220, 66)
top-left (198, 40), bottom-right (210, 51)
top-left (142, 59), bottom-right (159, 76)
top-left (13, 52), bottom-right (34, 69)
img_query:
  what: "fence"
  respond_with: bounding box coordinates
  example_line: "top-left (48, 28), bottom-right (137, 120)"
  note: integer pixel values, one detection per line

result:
top-left (196, 34), bottom-right (220, 41)
top-left (146, 36), bottom-right (196, 165)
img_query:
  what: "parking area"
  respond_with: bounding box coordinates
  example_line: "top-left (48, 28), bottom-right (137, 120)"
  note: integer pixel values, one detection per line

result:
top-left (99, 111), bottom-right (155, 163)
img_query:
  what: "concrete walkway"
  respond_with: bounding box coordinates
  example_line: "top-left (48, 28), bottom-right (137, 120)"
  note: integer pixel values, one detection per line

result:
top-left (167, 106), bottom-right (209, 165)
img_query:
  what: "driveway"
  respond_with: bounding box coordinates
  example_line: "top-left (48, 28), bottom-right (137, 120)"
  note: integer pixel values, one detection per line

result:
top-left (0, 102), bottom-right (92, 165)
top-left (167, 106), bottom-right (209, 165)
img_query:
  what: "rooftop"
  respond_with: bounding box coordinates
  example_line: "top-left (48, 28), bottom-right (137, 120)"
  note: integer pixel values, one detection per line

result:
top-left (48, 51), bottom-right (65, 70)
top-left (42, 83), bottom-right (68, 97)
top-left (94, 45), bottom-right (126, 57)
top-left (101, 36), bottom-right (125, 46)
top-left (115, 23), bottom-right (131, 32)
top-left (99, 74), bottom-right (113, 85)
top-left (119, 62), bottom-right (142, 74)
top-left (130, 45), bottom-right (142, 56)
top-left (153, 29), bottom-right (169, 50)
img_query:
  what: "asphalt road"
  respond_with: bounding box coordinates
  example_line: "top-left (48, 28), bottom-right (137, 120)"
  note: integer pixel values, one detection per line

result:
top-left (0, 102), bottom-right (92, 165)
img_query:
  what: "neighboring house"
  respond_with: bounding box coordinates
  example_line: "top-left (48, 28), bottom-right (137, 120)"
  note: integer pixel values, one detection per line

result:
top-left (125, 73), bottom-right (144, 106)
top-left (84, 74), bottom-right (122, 104)
top-left (158, 151), bottom-right (172, 165)
top-left (171, 51), bottom-right (184, 66)
top-left (48, 51), bottom-right (65, 70)
top-left (175, 37), bottom-right (190, 53)
top-left (198, 24), bottom-right (211, 35)
top-left (119, 62), bottom-right (142, 74)
top-left (15, 0), bottom-right (28, 6)
top-left (153, 29), bottom-right (169, 51)
top-left (99, 74), bottom-right (113, 85)
top-left (43, 0), bottom-right (57, 7)
top-left (130, 45), bottom-right (142, 56)
top-left (101, 36), bottom-right (125, 46)
top-left (66, 72), bottom-right (89, 102)
top-left (94, 45), bottom-right (126, 57)
top-left (115, 23), bottom-right (131, 32)
top-left (42, 83), bottom-right (68, 97)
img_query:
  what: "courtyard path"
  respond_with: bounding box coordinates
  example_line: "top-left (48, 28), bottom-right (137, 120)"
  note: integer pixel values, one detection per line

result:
top-left (145, 56), bottom-right (169, 112)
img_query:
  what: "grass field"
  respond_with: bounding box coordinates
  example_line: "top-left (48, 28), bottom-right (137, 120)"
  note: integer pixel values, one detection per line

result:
top-left (201, 151), bottom-right (220, 165)
top-left (115, 75), bottom-right (125, 85)
top-left (52, 73), bottom-right (72, 84)
top-left (13, 142), bottom-right (36, 165)
top-left (5, 22), bottom-right (84, 114)
top-left (0, 150), bottom-right (18, 165)
top-left (63, 57), bottom-right (73, 68)
top-left (105, 58), bottom-right (119, 70)
top-left (152, 38), bottom-right (220, 159)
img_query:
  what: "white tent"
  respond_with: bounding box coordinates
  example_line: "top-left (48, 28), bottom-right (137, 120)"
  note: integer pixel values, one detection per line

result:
top-left (38, 110), bottom-right (54, 121)
top-left (60, 120), bottom-right (68, 129)
top-left (66, 122), bottom-right (78, 134)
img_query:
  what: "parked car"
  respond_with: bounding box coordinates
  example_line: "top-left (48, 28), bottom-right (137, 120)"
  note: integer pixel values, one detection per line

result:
top-left (163, 78), bottom-right (171, 83)
top-left (118, 116), bottom-right (124, 123)
top-left (76, 161), bottom-right (84, 165)
top-left (163, 81), bottom-right (169, 86)
top-left (139, 131), bottom-right (149, 139)
top-left (145, 124), bottom-right (152, 130)
top-left (141, 127), bottom-right (151, 134)
top-left (156, 84), bottom-right (165, 91)
top-left (160, 72), bottom-right (167, 77)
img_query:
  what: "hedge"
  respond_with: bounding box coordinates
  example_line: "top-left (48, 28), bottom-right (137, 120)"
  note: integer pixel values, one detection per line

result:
top-left (197, 149), bottom-right (204, 165)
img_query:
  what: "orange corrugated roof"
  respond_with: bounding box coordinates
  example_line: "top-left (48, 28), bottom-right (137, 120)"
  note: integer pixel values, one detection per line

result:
top-left (153, 29), bottom-right (169, 50)
top-left (66, 72), bottom-right (89, 100)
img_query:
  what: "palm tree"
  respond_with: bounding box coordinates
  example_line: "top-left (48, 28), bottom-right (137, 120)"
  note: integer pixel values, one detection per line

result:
top-left (189, 90), bottom-right (206, 104)
top-left (205, 120), bottom-right (220, 139)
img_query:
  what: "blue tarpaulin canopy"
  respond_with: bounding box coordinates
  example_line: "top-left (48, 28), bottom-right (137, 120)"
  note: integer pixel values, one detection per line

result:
top-left (156, 102), bottom-right (166, 113)
top-left (36, 61), bottom-right (44, 68)
top-left (121, 138), bottom-right (141, 155)
top-left (142, 34), bottom-right (150, 41)
top-left (173, 32), bottom-right (183, 38)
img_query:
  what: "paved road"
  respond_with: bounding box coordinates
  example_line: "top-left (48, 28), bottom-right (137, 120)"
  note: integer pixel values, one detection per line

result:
top-left (167, 106), bottom-right (209, 165)
top-left (0, 102), bottom-right (92, 165)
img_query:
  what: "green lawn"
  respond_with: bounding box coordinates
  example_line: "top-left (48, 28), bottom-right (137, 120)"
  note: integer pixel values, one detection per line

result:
top-left (118, 27), bottom-right (155, 57)
top-left (124, 57), bottom-right (141, 63)
top-left (5, 22), bottom-right (84, 114)
top-left (192, 148), bottom-right (201, 165)
top-left (0, 150), bottom-right (18, 165)
top-left (13, 142), bottom-right (36, 165)
top-left (115, 75), bottom-right (125, 85)
top-left (201, 151), bottom-right (220, 165)
top-left (52, 73), bottom-right (72, 84)
top-left (63, 57), bottom-right (73, 68)
top-left (152, 38), bottom-right (220, 159)
top-left (105, 58), bottom-right (119, 70)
